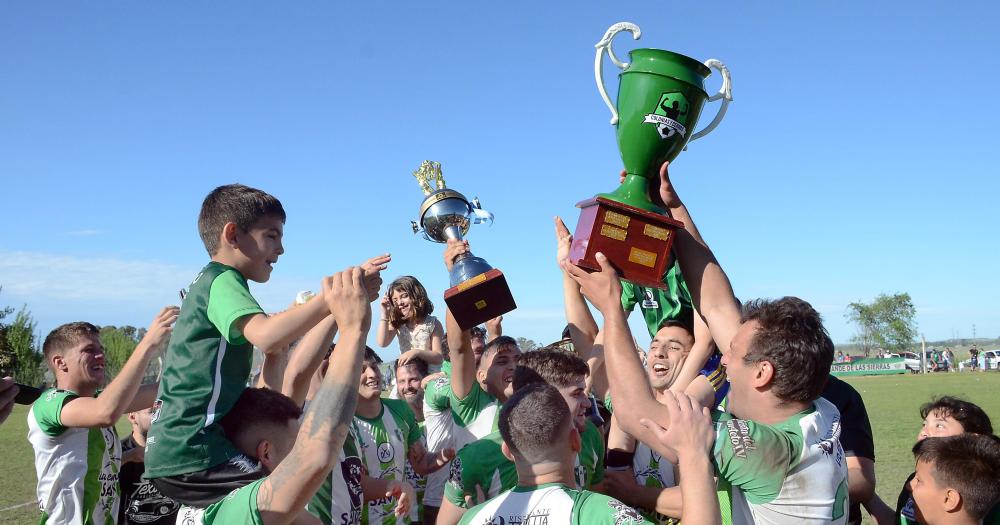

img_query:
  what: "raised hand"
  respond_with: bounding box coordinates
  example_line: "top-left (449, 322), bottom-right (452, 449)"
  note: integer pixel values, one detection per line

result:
top-left (560, 252), bottom-right (622, 314)
top-left (360, 253), bottom-right (391, 302)
top-left (322, 267), bottom-right (372, 333)
top-left (384, 480), bottom-right (415, 517)
top-left (443, 239), bottom-right (470, 272)
top-left (379, 293), bottom-right (393, 317)
top-left (639, 391), bottom-right (714, 457)
top-left (485, 315), bottom-right (503, 338)
top-left (652, 161), bottom-right (682, 210)
top-left (554, 216), bottom-right (573, 266)
top-left (141, 306), bottom-right (180, 351)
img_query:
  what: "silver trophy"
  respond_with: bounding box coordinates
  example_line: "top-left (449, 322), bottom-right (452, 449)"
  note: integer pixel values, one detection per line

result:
top-left (410, 160), bottom-right (515, 328)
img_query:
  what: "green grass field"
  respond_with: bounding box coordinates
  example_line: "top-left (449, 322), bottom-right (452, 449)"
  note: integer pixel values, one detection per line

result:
top-left (2, 372), bottom-right (998, 524)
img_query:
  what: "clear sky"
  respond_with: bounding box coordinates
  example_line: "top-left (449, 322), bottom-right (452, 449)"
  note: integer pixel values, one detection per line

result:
top-left (2, 1), bottom-right (998, 359)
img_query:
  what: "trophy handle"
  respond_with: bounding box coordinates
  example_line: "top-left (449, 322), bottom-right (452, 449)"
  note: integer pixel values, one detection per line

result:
top-left (689, 59), bottom-right (733, 142)
top-left (594, 22), bottom-right (641, 125)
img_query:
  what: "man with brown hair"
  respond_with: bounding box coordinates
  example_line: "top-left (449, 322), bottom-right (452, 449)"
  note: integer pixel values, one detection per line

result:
top-left (909, 434), bottom-right (1000, 525)
top-left (28, 307), bottom-right (177, 524)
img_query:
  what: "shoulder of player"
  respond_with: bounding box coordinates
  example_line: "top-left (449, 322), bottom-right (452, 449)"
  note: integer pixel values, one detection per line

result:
top-left (575, 489), bottom-right (650, 524)
top-left (381, 398), bottom-right (417, 422)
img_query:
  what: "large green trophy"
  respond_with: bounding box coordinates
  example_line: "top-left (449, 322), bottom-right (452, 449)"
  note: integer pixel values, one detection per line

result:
top-left (570, 22), bottom-right (733, 288)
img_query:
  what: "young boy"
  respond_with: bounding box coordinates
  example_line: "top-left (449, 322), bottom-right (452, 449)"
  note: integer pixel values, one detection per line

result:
top-left (908, 434), bottom-right (1000, 525)
top-left (28, 307), bottom-right (177, 524)
top-left (896, 396), bottom-right (997, 525)
top-left (144, 184), bottom-right (388, 507)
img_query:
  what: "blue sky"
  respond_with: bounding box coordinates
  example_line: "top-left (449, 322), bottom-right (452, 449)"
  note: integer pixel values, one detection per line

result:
top-left (1, 2), bottom-right (998, 358)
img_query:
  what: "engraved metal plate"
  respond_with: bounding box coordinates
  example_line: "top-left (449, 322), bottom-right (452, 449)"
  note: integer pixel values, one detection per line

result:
top-left (600, 224), bottom-right (628, 241)
top-left (628, 247), bottom-right (657, 268)
top-left (457, 272), bottom-right (488, 292)
top-left (474, 300), bottom-right (487, 310)
top-left (604, 210), bottom-right (630, 228)
top-left (643, 224), bottom-right (670, 241)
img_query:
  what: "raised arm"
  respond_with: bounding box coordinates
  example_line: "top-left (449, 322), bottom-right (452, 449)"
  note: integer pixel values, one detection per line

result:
top-left (668, 309), bottom-right (714, 395)
top-left (562, 256), bottom-right (674, 456)
top-left (281, 315), bottom-right (338, 407)
top-left (444, 239), bottom-right (476, 400)
top-left (555, 216), bottom-right (599, 351)
top-left (651, 162), bottom-right (741, 355)
top-left (61, 307), bottom-right (177, 428)
top-left (255, 268), bottom-right (371, 525)
top-left (375, 294), bottom-right (398, 348)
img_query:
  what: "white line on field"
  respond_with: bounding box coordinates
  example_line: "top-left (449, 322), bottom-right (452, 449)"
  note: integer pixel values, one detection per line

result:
top-left (0, 500), bottom-right (35, 513)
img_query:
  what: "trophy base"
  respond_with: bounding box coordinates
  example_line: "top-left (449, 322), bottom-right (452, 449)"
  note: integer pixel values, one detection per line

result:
top-left (444, 268), bottom-right (517, 330)
top-left (570, 196), bottom-right (684, 289)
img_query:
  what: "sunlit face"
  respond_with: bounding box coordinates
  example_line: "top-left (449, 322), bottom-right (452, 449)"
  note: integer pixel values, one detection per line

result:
top-left (482, 345), bottom-right (522, 401)
top-left (233, 215), bottom-right (284, 283)
top-left (358, 363), bottom-right (382, 400)
top-left (391, 289), bottom-right (414, 321)
top-left (555, 377), bottom-right (591, 431)
top-left (917, 410), bottom-right (965, 441)
top-left (260, 419), bottom-right (300, 474)
top-left (646, 325), bottom-right (694, 390)
top-left (56, 334), bottom-right (107, 391)
top-left (908, 459), bottom-right (948, 525)
top-left (395, 364), bottom-right (425, 406)
top-left (720, 321), bottom-right (759, 419)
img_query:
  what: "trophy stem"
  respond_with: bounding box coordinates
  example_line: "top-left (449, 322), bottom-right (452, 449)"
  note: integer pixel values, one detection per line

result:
top-left (443, 225), bottom-right (464, 241)
top-left (597, 173), bottom-right (665, 213)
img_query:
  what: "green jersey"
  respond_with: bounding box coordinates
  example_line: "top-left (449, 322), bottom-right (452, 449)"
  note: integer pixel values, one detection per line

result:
top-left (712, 398), bottom-right (849, 524)
top-left (27, 388), bottom-right (121, 524)
top-left (620, 261), bottom-right (693, 338)
top-left (307, 425), bottom-right (365, 525)
top-left (457, 483), bottom-right (652, 525)
top-left (145, 262), bottom-right (264, 478)
top-left (175, 478), bottom-right (265, 524)
top-left (444, 420), bottom-right (605, 508)
top-left (355, 398), bottom-right (422, 525)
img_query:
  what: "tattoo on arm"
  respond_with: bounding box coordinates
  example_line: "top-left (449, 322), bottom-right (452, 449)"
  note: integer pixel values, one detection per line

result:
top-left (307, 382), bottom-right (356, 438)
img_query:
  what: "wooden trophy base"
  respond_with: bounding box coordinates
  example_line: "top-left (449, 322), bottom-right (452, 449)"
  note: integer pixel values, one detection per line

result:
top-left (570, 196), bottom-right (684, 289)
top-left (444, 268), bottom-right (517, 329)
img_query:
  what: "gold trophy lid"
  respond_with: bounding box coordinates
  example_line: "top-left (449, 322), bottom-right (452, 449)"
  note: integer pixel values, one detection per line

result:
top-left (413, 160), bottom-right (447, 196)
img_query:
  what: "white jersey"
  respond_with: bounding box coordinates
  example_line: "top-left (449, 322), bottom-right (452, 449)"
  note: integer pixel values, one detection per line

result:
top-left (27, 389), bottom-right (121, 525)
top-left (714, 397), bottom-right (849, 525)
top-left (457, 483), bottom-right (651, 525)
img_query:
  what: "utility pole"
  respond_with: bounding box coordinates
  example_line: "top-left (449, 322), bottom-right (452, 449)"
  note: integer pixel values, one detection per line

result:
top-left (972, 324), bottom-right (977, 340)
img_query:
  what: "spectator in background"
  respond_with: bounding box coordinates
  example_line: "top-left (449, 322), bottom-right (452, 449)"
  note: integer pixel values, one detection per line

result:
top-left (119, 407), bottom-right (180, 524)
top-left (970, 346), bottom-right (980, 371)
top-left (943, 348), bottom-right (954, 372)
top-left (836, 351), bottom-right (846, 363)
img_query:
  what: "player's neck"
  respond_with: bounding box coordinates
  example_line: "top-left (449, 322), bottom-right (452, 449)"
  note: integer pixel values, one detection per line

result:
top-left (514, 459), bottom-right (576, 488)
top-left (56, 375), bottom-right (97, 398)
top-left (355, 395), bottom-right (382, 419)
top-left (130, 428), bottom-right (147, 448)
top-left (746, 395), bottom-right (811, 425)
top-left (211, 251), bottom-right (249, 276)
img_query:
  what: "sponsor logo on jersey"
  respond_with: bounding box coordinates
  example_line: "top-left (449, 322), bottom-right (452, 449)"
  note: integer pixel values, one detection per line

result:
top-left (608, 499), bottom-right (645, 525)
top-left (725, 419), bottom-right (757, 459)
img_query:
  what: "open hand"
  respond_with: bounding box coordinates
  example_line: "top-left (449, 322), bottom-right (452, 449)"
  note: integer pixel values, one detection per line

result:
top-left (322, 267), bottom-right (372, 332)
top-left (385, 480), bottom-right (414, 517)
top-left (360, 253), bottom-right (391, 302)
top-left (560, 252), bottom-right (622, 314)
top-left (639, 391), bottom-right (714, 458)
top-left (554, 216), bottom-right (573, 266)
top-left (142, 306), bottom-right (180, 351)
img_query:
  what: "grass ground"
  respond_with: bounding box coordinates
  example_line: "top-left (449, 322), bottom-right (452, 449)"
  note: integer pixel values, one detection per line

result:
top-left (1, 372), bottom-right (998, 524)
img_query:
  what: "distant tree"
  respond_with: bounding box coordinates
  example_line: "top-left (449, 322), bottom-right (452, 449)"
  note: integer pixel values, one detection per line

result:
top-left (515, 337), bottom-right (539, 352)
top-left (846, 293), bottom-right (917, 357)
top-left (100, 326), bottom-right (140, 378)
top-left (5, 306), bottom-right (46, 387)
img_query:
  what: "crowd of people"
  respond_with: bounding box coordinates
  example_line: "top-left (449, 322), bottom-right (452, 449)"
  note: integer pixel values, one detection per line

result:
top-left (1, 161), bottom-right (999, 525)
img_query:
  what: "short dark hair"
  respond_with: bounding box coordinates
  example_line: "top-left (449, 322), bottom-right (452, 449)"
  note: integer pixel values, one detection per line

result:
top-left (513, 350), bottom-right (589, 391)
top-left (470, 326), bottom-right (487, 342)
top-left (198, 184), bottom-right (286, 256)
top-left (220, 387), bottom-right (302, 442)
top-left (920, 396), bottom-right (993, 435)
top-left (912, 434), bottom-right (1000, 520)
top-left (657, 318), bottom-right (694, 336)
top-left (499, 383), bottom-right (571, 463)
top-left (386, 276), bottom-right (433, 329)
top-left (362, 347), bottom-right (382, 371)
top-left (43, 322), bottom-right (101, 361)
top-left (395, 357), bottom-right (429, 378)
top-left (741, 297), bottom-right (833, 403)
top-left (478, 335), bottom-right (519, 371)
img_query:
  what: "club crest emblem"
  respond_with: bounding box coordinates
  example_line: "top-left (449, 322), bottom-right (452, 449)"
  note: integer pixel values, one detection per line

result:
top-left (643, 92), bottom-right (689, 139)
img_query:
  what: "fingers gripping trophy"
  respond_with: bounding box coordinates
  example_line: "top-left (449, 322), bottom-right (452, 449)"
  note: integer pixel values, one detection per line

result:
top-left (410, 161), bottom-right (516, 329)
top-left (570, 22), bottom-right (733, 288)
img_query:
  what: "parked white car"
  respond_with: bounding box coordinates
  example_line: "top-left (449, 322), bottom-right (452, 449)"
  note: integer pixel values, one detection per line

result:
top-left (960, 350), bottom-right (1000, 371)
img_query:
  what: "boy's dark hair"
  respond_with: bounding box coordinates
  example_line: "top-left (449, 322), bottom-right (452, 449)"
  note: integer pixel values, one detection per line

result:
top-left (920, 396), bottom-right (993, 435)
top-left (912, 434), bottom-right (1000, 520)
top-left (386, 276), bottom-right (433, 329)
top-left (478, 335), bottom-right (519, 371)
top-left (220, 387), bottom-right (302, 442)
top-left (657, 318), bottom-right (694, 336)
top-left (470, 326), bottom-right (487, 342)
top-left (741, 297), bottom-right (834, 403)
top-left (43, 322), bottom-right (101, 362)
top-left (513, 350), bottom-right (589, 391)
top-left (362, 346), bottom-right (382, 370)
top-left (198, 184), bottom-right (286, 256)
top-left (499, 383), bottom-right (571, 463)
top-left (395, 357), bottom-right (429, 378)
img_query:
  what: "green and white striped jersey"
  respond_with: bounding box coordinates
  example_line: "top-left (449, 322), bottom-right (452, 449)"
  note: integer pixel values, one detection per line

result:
top-left (307, 424), bottom-right (365, 525)
top-left (457, 483), bottom-right (652, 525)
top-left (355, 398), bottom-right (422, 525)
top-left (713, 397), bottom-right (849, 525)
top-left (444, 421), bottom-right (606, 508)
top-left (145, 262), bottom-right (264, 478)
top-left (175, 478), bottom-right (265, 525)
top-left (28, 388), bottom-right (122, 525)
